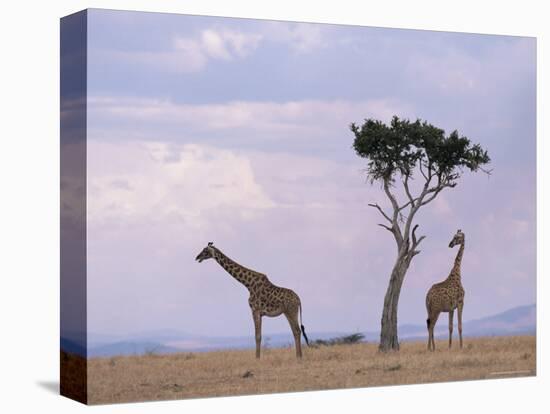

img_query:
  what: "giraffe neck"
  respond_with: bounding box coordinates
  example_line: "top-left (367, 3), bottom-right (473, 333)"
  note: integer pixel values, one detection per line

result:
top-left (211, 248), bottom-right (252, 289)
top-left (449, 242), bottom-right (465, 281)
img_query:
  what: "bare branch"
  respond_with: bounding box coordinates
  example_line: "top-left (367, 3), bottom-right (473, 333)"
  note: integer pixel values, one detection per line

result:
top-left (411, 224), bottom-right (426, 249)
top-left (383, 180), bottom-right (400, 217)
top-left (368, 203), bottom-right (392, 223)
top-left (427, 160), bottom-right (434, 180)
top-left (402, 224), bottom-right (425, 260)
top-left (377, 223), bottom-right (393, 232)
top-left (419, 160), bottom-right (428, 181)
top-left (398, 201), bottom-right (413, 211)
top-left (419, 181), bottom-right (456, 207)
top-left (425, 173), bottom-right (442, 195)
top-left (403, 174), bottom-right (415, 207)
top-left (419, 190), bottom-right (441, 206)
top-left (399, 195), bottom-right (423, 212)
top-left (382, 179), bottom-right (403, 244)
top-left (397, 173), bottom-right (419, 211)
top-left (398, 211), bottom-right (406, 224)
top-left (402, 172), bottom-right (432, 242)
top-left (412, 224), bottom-right (419, 245)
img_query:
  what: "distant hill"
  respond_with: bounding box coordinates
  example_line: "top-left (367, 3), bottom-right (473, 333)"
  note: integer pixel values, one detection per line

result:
top-left (85, 331), bottom-right (347, 357)
top-left (88, 341), bottom-right (183, 357)
top-left (465, 304), bottom-right (535, 336)
top-left (62, 304), bottom-right (535, 357)
top-left (365, 303), bottom-right (536, 342)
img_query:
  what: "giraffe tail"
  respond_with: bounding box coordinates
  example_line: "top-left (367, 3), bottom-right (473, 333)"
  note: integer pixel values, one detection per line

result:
top-left (299, 303), bottom-right (310, 346)
top-left (426, 318), bottom-right (431, 329)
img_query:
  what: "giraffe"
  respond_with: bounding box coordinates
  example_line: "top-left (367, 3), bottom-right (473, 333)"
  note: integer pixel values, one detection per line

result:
top-left (195, 242), bottom-right (309, 359)
top-left (425, 229), bottom-right (466, 351)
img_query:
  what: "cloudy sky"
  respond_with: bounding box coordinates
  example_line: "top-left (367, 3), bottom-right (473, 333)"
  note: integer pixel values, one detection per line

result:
top-left (84, 9), bottom-right (536, 341)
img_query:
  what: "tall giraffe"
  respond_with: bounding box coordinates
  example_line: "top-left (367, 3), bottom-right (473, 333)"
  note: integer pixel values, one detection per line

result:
top-left (195, 242), bottom-right (309, 359)
top-left (425, 229), bottom-right (466, 351)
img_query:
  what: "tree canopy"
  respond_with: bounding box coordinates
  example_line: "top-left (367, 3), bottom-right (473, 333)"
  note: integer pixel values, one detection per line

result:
top-left (350, 116), bottom-right (491, 186)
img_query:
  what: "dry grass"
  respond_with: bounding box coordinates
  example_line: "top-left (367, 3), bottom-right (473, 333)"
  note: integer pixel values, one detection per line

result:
top-left (87, 335), bottom-right (535, 405)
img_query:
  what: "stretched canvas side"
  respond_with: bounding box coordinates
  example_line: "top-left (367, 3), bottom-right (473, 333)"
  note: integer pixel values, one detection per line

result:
top-left (60, 9), bottom-right (88, 404)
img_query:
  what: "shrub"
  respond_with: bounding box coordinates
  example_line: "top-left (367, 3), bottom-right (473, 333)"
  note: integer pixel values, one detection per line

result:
top-left (312, 333), bottom-right (365, 347)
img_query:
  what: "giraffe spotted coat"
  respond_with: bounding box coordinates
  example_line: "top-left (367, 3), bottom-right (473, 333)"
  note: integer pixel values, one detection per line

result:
top-left (195, 243), bottom-right (309, 359)
top-left (426, 230), bottom-right (466, 351)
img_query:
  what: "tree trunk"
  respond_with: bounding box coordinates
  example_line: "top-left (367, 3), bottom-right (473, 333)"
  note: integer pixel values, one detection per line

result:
top-left (379, 253), bottom-right (411, 352)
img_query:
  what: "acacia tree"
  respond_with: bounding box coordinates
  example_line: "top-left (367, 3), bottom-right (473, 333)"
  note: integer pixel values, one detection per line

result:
top-left (350, 116), bottom-right (490, 352)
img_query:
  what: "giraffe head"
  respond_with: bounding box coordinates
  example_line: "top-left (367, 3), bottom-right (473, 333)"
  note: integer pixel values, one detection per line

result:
top-left (195, 242), bottom-right (216, 263)
top-left (449, 229), bottom-right (465, 248)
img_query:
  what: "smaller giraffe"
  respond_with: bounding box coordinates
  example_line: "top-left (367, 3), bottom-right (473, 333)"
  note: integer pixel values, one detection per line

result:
top-left (195, 242), bottom-right (309, 359)
top-left (425, 229), bottom-right (466, 351)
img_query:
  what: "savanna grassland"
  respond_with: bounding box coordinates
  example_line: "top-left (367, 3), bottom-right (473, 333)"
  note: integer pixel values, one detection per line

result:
top-left (87, 335), bottom-right (535, 404)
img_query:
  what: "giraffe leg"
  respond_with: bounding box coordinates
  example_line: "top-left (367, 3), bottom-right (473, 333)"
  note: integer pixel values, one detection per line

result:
top-left (284, 311), bottom-right (302, 359)
top-left (428, 312), bottom-right (440, 352)
top-left (426, 309), bottom-right (432, 351)
top-left (429, 319), bottom-right (434, 351)
top-left (458, 301), bottom-right (464, 349)
top-left (427, 314), bottom-right (434, 351)
top-left (448, 309), bottom-right (454, 349)
top-left (253, 311), bottom-right (262, 359)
